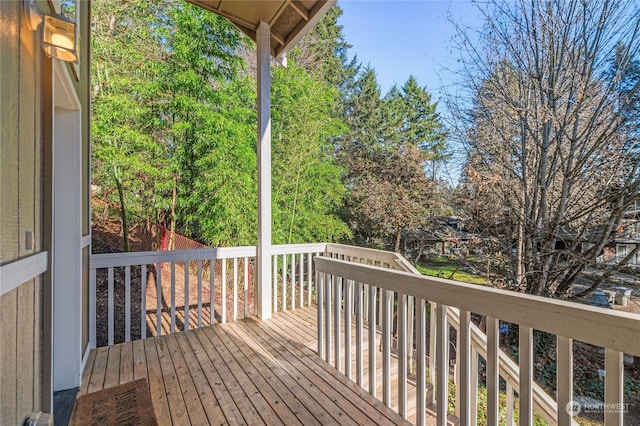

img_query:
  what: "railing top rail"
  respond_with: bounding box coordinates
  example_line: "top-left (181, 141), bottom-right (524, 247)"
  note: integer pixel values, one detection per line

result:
top-left (315, 256), bottom-right (640, 356)
top-left (90, 246), bottom-right (258, 269)
top-left (90, 242), bottom-right (329, 269)
top-left (271, 243), bottom-right (327, 255)
top-left (325, 243), bottom-right (403, 267)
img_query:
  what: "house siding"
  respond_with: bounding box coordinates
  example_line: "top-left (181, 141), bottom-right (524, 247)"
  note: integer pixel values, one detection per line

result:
top-left (0, 1), bottom-right (45, 424)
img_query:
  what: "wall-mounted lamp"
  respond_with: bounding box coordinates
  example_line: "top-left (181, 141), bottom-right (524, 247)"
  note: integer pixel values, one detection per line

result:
top-left (24, 0), bottom-right (78, 63)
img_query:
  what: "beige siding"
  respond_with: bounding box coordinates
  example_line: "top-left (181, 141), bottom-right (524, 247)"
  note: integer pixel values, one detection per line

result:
top-left (1, 0), bottom-right (90, 422)
top-left (0, 1), bottom-right (44, 424)
top-left (0, 0), bottom-right (20, 262)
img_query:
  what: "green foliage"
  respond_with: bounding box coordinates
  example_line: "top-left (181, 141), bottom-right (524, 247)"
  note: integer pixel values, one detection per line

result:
top-left (415, 262), bottom-right (488, 284)
top-left (271, 64), bottom-right (351, 244)
top-left (92, 0), bottom-right (352, 248)
top-left (339, 69), bottom-right (448, 251)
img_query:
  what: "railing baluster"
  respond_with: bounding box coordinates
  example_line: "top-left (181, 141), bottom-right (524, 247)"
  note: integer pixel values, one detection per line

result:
top-left (170, 262), bottom-right (176, 333)
top-left (416, 298), bottom-right (427, 426)
top-left (436, 303), bottom-right (449, 426)
top-left (557, 336), bottom-right (573, 426)
top-left (486, 316), bottom-right (499, 426)
top-left (344, 278), bottom-right (353, 379)
top-left (325, 273), bottom-right (332, 363)
top-left (90, 268), bottom-right (96, 348)
top-left (470, 347), bottom-right (478, 426)
top-left (454, 326), bottom-right (460, 417)
top-left (184, 261), bottom-right (190, 331)
top-left (156, 262), bottom-right (162, 336)
top-left (317, 270), bottom-right (324, 357)
top-left (368, 284), bottom-right (377, 397)
top-left (604, 348), bottom-right (624, 426)
top-left (273, 255), bottom-right (278, 313)
top-left (291, 253), bottom-right (296, 310)
top-left (398, 293), bottom-right (407, 418)
top-left (282, 254), bottom-right (287, 312)
top-left (299, 253), bottom-right (304, 308)
top-left (458, 309), bottom-right (472, 425)
top-left (334, 276), bottom-right (342, 371)
top-left (233, 258), bottom-right (238, 321)
top-left (429, 302), bottom-right (437, 405)
top-left (506, 383), bottom-right (514, 426)
top-left (209, 260), bottom-right (215, 325)
top-left (307, 253), bottom-right (313, 306)
top-left (519, 325), bottom-right (533, 426)
top-left (383, 289), bottom-right (392, 407)
top-left (377, 265), bottom-right (383, 327)
top-left (108, 267), bottom-right (114, 346)
top-left (407, 296), bottom-right (414, 375)
top-left (243, 256), bottom-right (249, 319)
top-left (140, 264), bottom-right (146, 339)
top-left (356, 281), bottom-right (364, 386)
top-left (197, 261), bottom-right (202, 328)
top-left (363, 283), bottom-right (369, 322)
top-left (125, 266), bottom-right (131, 342)
top-left (221, 259), bottom-right (227, 323)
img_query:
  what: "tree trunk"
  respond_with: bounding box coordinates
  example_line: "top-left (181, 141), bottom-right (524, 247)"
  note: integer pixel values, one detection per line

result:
top-left (516, 218), bottom-right (524, 286)
top-left (394, 230), bottom-right (402, 253)
top-left (169, 177), bottom-right (177, 251)
top-left (114, 168), bottom-right (130, 252)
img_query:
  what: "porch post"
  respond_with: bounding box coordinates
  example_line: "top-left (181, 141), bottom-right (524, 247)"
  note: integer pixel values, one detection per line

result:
top-left (256, 21), bottom-right (272, 319)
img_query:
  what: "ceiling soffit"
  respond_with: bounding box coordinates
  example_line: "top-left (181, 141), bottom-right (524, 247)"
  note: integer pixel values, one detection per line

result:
top-left (186, 0), bottom-right (335, 57)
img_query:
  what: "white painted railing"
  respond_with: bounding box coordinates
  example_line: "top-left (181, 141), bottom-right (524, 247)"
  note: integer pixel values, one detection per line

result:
top-left (325, 244), bottom-right (568, 424)
top-left (315, 253), bottom-right (640, 426)
top-left (89, 243), bottom-right (325, 348)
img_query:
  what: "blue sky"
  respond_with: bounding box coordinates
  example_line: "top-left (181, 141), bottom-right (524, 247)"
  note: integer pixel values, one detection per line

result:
top-left (337, 1), bottom-right (485, 183)
top-left (337, 1), bottom-right (483, 101)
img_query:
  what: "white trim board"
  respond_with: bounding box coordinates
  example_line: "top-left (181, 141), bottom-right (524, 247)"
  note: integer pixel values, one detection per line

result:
top-left (0, 252), bottom-right (48, 296)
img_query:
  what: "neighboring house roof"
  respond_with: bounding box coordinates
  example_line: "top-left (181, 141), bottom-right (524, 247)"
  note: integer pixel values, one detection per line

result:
top-left (186, 0), bottom-right (336, 58)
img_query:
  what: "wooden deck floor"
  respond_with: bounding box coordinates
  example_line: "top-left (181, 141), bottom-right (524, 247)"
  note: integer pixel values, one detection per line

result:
top-left (80, 307), bottom-right (418, 425)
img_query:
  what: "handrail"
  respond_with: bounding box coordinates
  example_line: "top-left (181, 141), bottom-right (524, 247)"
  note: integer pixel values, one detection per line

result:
top-left (315, 257), bottom-right (640, 356)
top-left (315, 251), bottom-right (637, 425)
top-left (90, 245), bottom-right (257, 268)
top-left (357, 248), bottom-right (561, 423)
top-left (90, 243), bottom-right (326, 348)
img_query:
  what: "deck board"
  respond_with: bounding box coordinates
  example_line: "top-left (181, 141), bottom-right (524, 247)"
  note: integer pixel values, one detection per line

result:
top-left (81, 307), bottom-right (421, 425)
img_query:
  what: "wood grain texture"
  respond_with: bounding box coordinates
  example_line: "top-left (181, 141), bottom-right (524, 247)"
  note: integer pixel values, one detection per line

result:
top-left (82, 308), bottom-right (414, 425)
top-left (0, 289), bottom-right (18, 425)
top-left (0, 0), bottom-right (20, 262)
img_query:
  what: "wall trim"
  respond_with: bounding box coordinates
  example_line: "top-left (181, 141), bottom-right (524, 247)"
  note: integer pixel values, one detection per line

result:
top-left (0, 252), bottom-right (48, 296)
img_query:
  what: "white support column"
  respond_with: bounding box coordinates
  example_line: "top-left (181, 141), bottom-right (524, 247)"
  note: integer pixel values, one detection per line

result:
top-left (256, 21), bottom-right (272, 319)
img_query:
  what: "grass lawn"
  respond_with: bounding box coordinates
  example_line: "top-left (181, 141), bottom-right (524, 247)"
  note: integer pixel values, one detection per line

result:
top-left (416, 257), bottom-right (489, 285)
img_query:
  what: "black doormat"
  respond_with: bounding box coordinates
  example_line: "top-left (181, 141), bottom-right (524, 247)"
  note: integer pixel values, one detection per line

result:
top-left (70, 379), bottom-right (158, 426)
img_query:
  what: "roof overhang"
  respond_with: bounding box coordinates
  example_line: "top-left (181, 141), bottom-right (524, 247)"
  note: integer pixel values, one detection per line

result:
top-left (185, 0), bottom-right (336, 58)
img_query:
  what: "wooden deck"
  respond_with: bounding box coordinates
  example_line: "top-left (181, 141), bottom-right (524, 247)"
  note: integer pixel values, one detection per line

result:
top-left (80, 306), bottom-right (420, 425)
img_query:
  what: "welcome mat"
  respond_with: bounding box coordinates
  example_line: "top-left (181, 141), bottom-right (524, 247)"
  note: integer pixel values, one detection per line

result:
top-left (70, 378), bottom-right (158, 425)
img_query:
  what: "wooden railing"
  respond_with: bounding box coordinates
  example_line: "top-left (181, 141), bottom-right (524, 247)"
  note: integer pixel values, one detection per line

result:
top-left (90, 242), bottom-right (640, 425)
top-left (315, 254), bottom-right (640, 426)
top-left (89, 243), bottom-right (324, 348)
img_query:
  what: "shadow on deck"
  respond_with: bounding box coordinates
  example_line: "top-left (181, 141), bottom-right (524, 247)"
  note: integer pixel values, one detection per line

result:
top-left (80, 307), bottom-right (422, 425)
top-left (78, 307), bottom-right (460, 425)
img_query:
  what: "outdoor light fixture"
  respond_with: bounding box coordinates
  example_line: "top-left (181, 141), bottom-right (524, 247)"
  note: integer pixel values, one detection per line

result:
top-left (24, 0), bottom-right (78, 63)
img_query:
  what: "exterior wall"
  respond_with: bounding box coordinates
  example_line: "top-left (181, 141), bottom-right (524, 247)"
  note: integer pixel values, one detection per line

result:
top-left (0, 0), bottom-right (90, 423)
top-left (0, 1), bottom-right (45, 424)
top-left (76, 0), bottom-right (92, 358)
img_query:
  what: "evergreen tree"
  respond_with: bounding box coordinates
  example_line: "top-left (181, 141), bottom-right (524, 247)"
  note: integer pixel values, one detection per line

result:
top-left (339, 70), bottom-right (447, 251)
